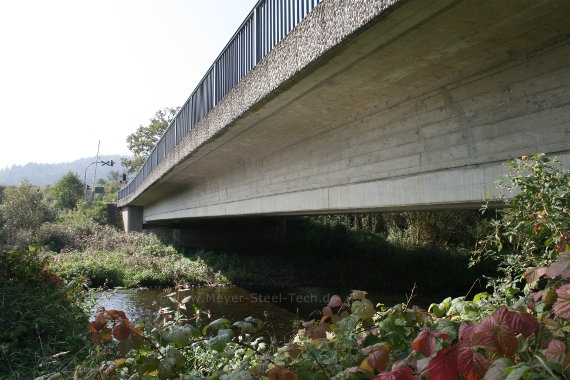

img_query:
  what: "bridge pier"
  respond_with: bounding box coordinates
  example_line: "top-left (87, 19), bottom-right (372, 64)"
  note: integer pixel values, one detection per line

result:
top-left (120, 206), bottom-right (143, 233)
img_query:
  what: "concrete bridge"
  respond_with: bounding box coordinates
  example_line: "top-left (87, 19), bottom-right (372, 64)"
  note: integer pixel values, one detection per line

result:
top-left (118, 0), bottom-right (570, 249)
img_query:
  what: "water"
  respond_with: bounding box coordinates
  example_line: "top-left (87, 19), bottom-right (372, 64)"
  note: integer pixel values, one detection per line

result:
top-left (92, 286), bottom-right (438, 341)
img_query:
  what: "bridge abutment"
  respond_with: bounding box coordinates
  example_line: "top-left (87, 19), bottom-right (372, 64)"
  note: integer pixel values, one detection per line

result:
top-left (121, 206), bottom-right (143, 233)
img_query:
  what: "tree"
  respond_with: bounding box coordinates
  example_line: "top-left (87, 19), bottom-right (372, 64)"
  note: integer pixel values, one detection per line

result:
top-left (121, 107), bottom-right (179, 174)
top-left (0, 180), bottom-right (53, 244)
top-left (94, 170), bottom-right (122, 202)
top-left (52, 171), bottom-right (84, 210)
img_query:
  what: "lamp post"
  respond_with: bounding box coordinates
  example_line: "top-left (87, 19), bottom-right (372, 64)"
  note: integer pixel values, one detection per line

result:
top-left (83, 160), bottom-right (114, 200)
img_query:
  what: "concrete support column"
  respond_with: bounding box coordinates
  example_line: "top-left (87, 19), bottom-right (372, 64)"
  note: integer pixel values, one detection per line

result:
top-left (121, 206), bottom-right (143, 233)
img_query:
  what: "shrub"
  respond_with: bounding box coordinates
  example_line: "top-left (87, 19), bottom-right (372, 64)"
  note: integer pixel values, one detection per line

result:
top-left (472, 154), bottom-right (570, 299)
top-left (0, 247), bottom-right (89, 379)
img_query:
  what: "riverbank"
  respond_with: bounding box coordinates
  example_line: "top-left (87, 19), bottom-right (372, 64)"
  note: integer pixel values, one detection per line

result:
top-left (50, 216), bottom-right (495, 301)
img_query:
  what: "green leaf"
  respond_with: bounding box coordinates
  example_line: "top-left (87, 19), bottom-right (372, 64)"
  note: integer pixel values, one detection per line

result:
top-left (504, 365), bottom-right (530, 380)
top-left (165, 326), bottom-right (197, 347)
top-left (117, 336), bottom-right (134, 355)
top-left (233, 321), bottom-right (257, 333)
top-left (137, 357), bottom-right (160, 376)
top-left (350, 290), bottom-right (368, 301)
top-left (208, 329), bottom-right (235, 352)
top-left (351, 299), bottom-right (375, 320)
top-left (185, 324), bottom-right (201, 338)
top-left (203, 318), bottom-right (232, 335)
top-left (484, 358), bottom-right (512, 380)
top-left (431, 303), bottom-right (446, 318)
top-left (220, 369), bottom-right (254, 380)
top-left (164, 347), bottom-right (185, 369)
top-left (158, 360), bottom-right (173, 380)
top-left (473, 292), bottom-right (489, 302)
top-left (244, 316), bottom-right (263, 328)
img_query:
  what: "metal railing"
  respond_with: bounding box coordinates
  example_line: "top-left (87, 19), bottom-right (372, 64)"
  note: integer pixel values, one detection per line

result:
top-left (119, 0), bottom-right (323, 201)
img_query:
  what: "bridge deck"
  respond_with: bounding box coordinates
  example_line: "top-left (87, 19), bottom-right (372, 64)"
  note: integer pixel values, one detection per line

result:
top-left (119, 0), bottom-right (570, 229)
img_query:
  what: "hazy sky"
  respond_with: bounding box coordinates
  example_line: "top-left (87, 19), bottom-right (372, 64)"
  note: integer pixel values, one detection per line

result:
top-left (0, 0), bottom-right (258, 169)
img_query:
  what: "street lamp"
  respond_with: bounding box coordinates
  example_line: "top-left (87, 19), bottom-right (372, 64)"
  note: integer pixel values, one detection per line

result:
top-left (83, 160), bottom-right (114, 200)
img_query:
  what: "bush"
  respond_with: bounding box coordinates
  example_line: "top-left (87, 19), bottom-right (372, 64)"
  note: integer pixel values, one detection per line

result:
top-left (52, 250), bottom-right (229, 288)
top-left (472, 154), bottom-right (570, 299)
top-left (0, 247), bottom-right (90, 379)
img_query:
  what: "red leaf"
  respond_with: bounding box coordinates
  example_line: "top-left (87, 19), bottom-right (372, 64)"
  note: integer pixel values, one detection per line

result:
top-left (328, 295), bottom-right (343, 308)
top-left (545, 339), bottom-right (566, 366)
top-left (88, 321), bottom-right (103, 333)
top-left (525, 266), bottom-right (547, 283)
top-left (459, 323), bottom-right (475, 344)
top-left (456, 342), bottom-right (490, 380)
top-left (94, 307), bottom-right (108, 325)
top-left (411, 328), bottom-right (449, 357)
top-left (428, 346), bottom-right (459, 380)
top-left (472, 307), bottom-right (517, 355)
top-left (112, 323), bottom-right (131, 341)
top-left (322, 306), bottom-right (333, 317)
top-left (546, 252), bottom-right (570, 279)
top-left (366, 346), bottom-right (391, 372)
top-left (375, 364), bottom-right (414, 380)
top-left (307, 323), bottom-right (328, 339)
top-left (108, 309), bottom-right (128, 321)
top-left (268, 365), bottom-right (298, 380)
top-left (92, 332), bottom-right (102, 346)
top-left (554, 284), bottom-right (570, 321)
top-left (509, 311), bottom-right (538, 337)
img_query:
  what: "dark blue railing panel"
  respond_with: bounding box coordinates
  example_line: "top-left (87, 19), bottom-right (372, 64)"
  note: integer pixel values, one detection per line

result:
top-left (119, 0), bottom-right (323, 201)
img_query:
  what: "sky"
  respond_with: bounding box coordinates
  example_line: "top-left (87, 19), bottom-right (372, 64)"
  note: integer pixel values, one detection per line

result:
top-left (0, 0), bottom-right (258, 169)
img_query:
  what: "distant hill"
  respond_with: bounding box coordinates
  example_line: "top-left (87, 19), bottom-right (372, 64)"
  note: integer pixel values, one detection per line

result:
top-left (0, 155), bottom-right (126, 186)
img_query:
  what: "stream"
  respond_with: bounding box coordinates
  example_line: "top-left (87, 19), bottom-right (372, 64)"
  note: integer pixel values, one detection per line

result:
top-left (92, 286), bottom-right (436, 341)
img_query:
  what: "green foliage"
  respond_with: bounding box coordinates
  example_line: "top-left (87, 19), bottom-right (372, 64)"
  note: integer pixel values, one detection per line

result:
top-left (52, 170), bottom-right (84, 210)
top-left (280, 216), bottom-right (487, 294)
top-left (74, 262), bottom-right (570, 379)
top-left (472, 154), bottom-right (570, 299)
top-left (93, 170), bottom-right (122, 202)
top-left (76, 200), bottom-right (113, 225)
top-left (121, 107), bottom-right (179, 175)
top-left (0, 247), bottom-right (90, 379)
top-left (310, 210), bottom-right (484, 250)
top-left (0, 180), bottom-right (54, 245)
top-left (52, 249), bottom-right (228, 288)
top-left (49, 224), bottom-right (228, 288)
top-left (81, 287), bottom-right (269, 379)
top-left (381, 210), bottom-right (484, 249)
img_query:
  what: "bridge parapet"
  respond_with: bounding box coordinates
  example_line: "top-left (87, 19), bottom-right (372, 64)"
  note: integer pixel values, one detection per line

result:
top-left (119, 0), bottom-right (325, 202)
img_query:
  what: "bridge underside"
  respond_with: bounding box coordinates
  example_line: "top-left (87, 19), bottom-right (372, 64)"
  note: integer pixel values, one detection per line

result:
top-left (121, 0), bottom-right (570, 233)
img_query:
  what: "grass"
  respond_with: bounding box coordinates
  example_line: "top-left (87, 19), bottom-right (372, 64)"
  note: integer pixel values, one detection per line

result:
top-left (52, 250), bottom-right (229, 288)
top-left (48, 215), bottom-right (494, 297)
